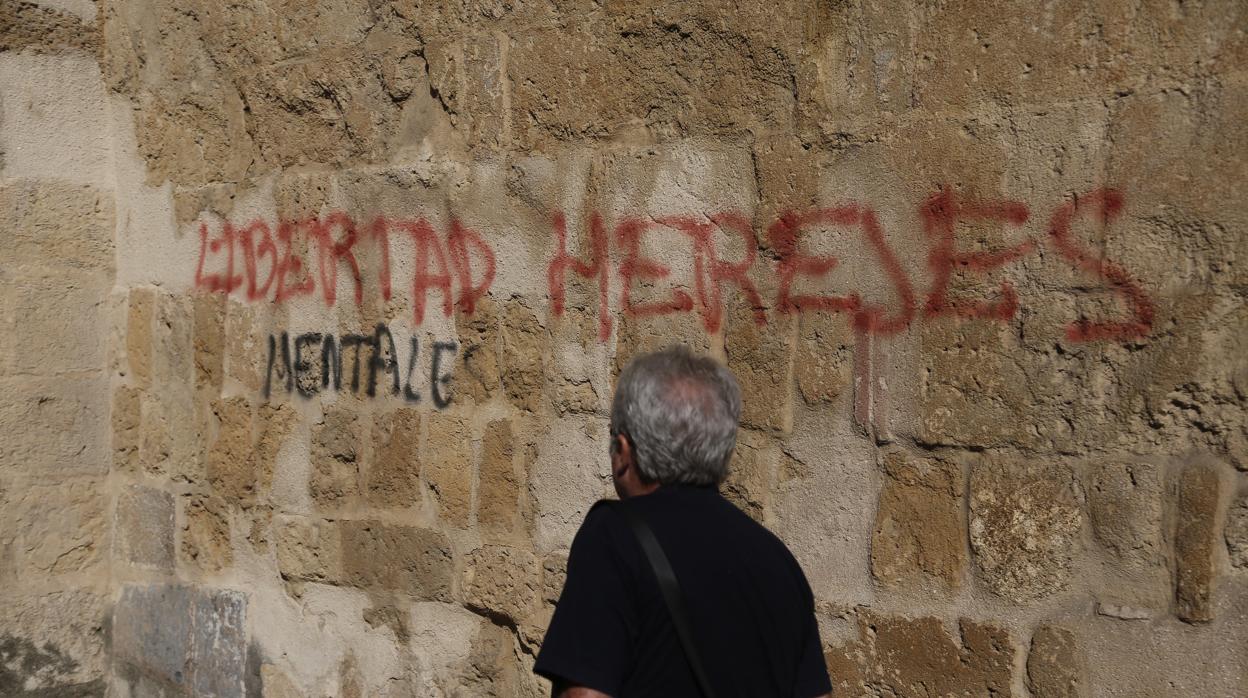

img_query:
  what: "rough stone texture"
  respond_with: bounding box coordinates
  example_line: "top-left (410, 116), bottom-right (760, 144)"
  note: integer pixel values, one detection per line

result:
top-left (114, 485), bottom-right (175, 569)
top-left (1174, 463), bottom-right (1222, 623)
top-left (367, 408), bottom-right (422, 507)
top-left (180, 493), bottom-right (231, 573)
top-left (462, 545), bottom-right (541, 623)
top-left (1228, 492), bottom-right (1248, 570)
top-left (725, 300), bottom-right (796, 433)
top-left (112, 583), bottom-right (246, 697)
top-left (871, 452), bottom-right (967, 592)
top-left (824, 610), bottom-right (1015, 698)
top-left (1027, 625), bottom-right (1085, 698)
top-left (424, 411), bottom-right (474, 528)
top-left (969, 457), bottom-right (1084, 601)
top-left (274, 516), bottom-right (342, 584)
top-left (310, 405), bottom-right (362, 509)
top-left (340, 521), bottom-right (453, 599)
top-left (1, 0), bottom-right (1245, 693)
top-left (479, 419), bottom-right (524, 540)
top-left (1087, 461), bottom-right (1164, 566)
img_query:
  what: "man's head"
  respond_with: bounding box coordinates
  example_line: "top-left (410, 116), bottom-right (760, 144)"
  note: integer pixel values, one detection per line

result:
top-left (608, 346), bottom-right (742, 498)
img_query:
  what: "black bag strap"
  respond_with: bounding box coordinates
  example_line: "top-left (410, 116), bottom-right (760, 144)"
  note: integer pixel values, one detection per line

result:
top-left (602, 500), bottom-right (718, 698)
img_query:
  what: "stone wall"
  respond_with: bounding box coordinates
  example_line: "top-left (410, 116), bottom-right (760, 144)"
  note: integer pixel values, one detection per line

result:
top-left (1, 0), bottom-right (1246, 695)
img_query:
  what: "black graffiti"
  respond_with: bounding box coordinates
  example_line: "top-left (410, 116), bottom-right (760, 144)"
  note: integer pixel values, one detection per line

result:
top-left (263, 324), bottom-right (458, 406)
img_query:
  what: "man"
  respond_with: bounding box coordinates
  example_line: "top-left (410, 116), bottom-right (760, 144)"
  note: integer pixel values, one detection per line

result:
top-left (534, 347), bottom-right (832, 698)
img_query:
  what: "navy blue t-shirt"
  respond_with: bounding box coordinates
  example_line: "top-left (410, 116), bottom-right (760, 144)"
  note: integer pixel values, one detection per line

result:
top-left (534, 485), bottom-right (831, 697)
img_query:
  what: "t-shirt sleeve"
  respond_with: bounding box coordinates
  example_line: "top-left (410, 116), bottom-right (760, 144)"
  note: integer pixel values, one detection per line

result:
top-left (534, 505), bottom-right (637, 695)
top-left (792, 610), bottom-right (832, 697)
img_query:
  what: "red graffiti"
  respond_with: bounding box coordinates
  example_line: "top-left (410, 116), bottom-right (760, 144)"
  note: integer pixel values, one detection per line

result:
top-left (192, 189), bottom-right (1155, 343)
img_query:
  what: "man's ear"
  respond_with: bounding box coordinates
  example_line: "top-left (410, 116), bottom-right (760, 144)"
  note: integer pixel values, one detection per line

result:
top-left (612, 433), bottom-right (633, 478)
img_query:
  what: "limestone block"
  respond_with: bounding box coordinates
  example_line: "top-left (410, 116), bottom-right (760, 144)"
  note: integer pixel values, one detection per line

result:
top-left (6, 477), bottom-right (105, 576)
top-left (457, 296), bottom-right (503, 404)
top-left (193, 293), bottom-right (226, 396)
top-left (1227, 492), bottom-right (1248, 570)
top-left (0, 590), bottom-right (106, 694)
top-left (180, 493), bottom-right (232, 573)
top-left (479, 419), bottom-right (522, 539)
top-left (0, 270), bottom-right (110, 378)
top-left (126, 287), bottom-right (154, 387)
top-left (462, 545), bottom-right (540, 623)
top-left (725, 299), bottom-right (796, 433)
top-left (1087, 461), bottom-right (1164, 566)
top-left (722, 430), bottom-right (776, 523)
top-left (274, 516), bottom-right (342, 584)
top-left (310, 405), bottom-right (362, 509)
top-left (541, 552), bottom-right (568, 605)
top-left (114, 485), bottom-right (175, 570)
top-left (613, 311), bottom-right (711, 380)
top-left (501, 298), bottom-right (548, 413)
top-left (367, 408), bottom-right (422, 507)
top-left (1174, 463), bottom-right (1222, 623)
top-left (1026, 625), bottom-right (1086, 698)
top-left (870, 453), bottom-right (967, 592)
top-left (919, 322), bottom-right (1034, 449)
top-left (969, 457), bottom-right (1083, 601)
top-left (339, 521), bottom-right (453, 600)
top-left (824, 610), bottom-right (1014, 697)
top-left (424, 411), bottom-right (474, 528)
top-left (112, 583), bottom-right (247, 697)
top-left (112, 384), bottom-right (141, 471)
top-left (793, 313), bottom-right (853, 406)
top-left (0, 374), bottom-right (109, 476)
top-left (206, 396), bottom-right (255, 501)
top-left (254, 402), bottom-right (298, 496)
top-left (0, 1), bottom-right (100, 54)
top-left (225, 301), bottom-right (265, 393)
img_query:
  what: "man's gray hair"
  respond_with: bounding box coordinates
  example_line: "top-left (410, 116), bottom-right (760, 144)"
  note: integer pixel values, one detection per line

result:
top-left (610, 346), bottom-right (741, 486)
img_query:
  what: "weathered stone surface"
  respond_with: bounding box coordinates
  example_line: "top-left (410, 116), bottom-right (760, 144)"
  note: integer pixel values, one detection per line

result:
top-left (310, 405), bottom-right (362, 508)
top-left (479, 419), bottom-right (523, 539)
top-left (274, 516), bottom-right (342, 584)
top-left (424, 411), bottom-right (474, 528)
top-left (254, 402), bottom-right (298, 496)
top-left (115, 485), bottom-right (175, 569)
top-left (126, 287), bottom-right (154, 387)
top-left (722, 430), bottom-right (775, 522)
top-left (457, 295), bottom-right (503, 404)
top-left (1228, 492), bottom-right (1248, 570)
top-left (340, 521), bottom-right (453, 599)
top-left (824, 610), bottom-right (1014, 697)
top-left (1087, 461), bottom-right (1164, 566)
top-left (0, 590), bottom-right (107, 694)
top-left (1175, 463), bottom-right (1222, 623)
top-left (793, 313), bottom-right (853, 406)
top-left (871, 452), bottom-right (966, 592)
top-left (112, 583), bottom-right (246, 697)
top-left (206, 396), bottom-right (255, 501)
top-left (969, 457), bottom-right (1083, 601)
top-left (192, 292), bottom-right (226, 395)
top-left (541, 552), bottom-right (568, 605)
top-left (0, 0), bottom-right (100, 55)
top-left (462, 545), bottom-right (540, 623)
top-left (6, 478), bottom-right (105, 576)
top-left (112, 384), bottom-right (141, 470)
top-left (725, 300), bottom-right (796, 433)
top-left (1027, 625), bottom-right (1085, 698)
top-left (180, 493), bottom-right (231, 573)
top-left (501, 298), bottom-right (548, 412)
top-left (367, 408), bottom-right (422, 507)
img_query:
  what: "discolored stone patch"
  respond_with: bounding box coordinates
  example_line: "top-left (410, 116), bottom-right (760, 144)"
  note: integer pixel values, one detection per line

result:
top-left (969, 457), bottom-right (1083, 601)
top-left (1174, 463), bottom-right (1222, 623)
top-left (339, 520), bottom-right (453, 599)
top-left (823, 609), bottom-right (1014, 697)
top-left (871, 452), bottom-right (966, 592)
top-left (462, 545), bottom-right (541, 624)
top-left (1026, 625), bottom-right (1085, 698)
